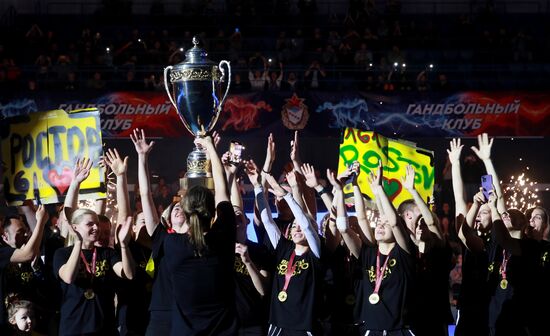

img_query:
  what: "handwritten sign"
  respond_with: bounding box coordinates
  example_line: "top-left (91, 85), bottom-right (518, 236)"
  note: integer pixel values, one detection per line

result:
top-left (338, 128), bottom-right (434, 208)
top-left (1, 108), bottom-right (105, 205)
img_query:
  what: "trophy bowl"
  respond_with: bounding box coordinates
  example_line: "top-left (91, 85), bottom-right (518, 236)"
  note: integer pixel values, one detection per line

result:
top-left (163, 36), bottom-right (231, 192)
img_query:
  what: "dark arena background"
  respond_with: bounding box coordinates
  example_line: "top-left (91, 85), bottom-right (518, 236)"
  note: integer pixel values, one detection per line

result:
top-left (1, 1), bottom-right (550, 335)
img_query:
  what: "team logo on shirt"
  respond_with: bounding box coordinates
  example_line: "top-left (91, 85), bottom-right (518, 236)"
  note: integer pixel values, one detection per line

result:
top-left (234, 256), bottom-right (250, 276)
top-left (281, 94), bottom-right (309, 130)
top-left (542, 251), bottom-right (549, 267)
top-left (367, 258), bottom-right (397, 282)
top-left (78, 259), bottom-right (109, 278)
top-left (277, 258), bottom-right (309, 276)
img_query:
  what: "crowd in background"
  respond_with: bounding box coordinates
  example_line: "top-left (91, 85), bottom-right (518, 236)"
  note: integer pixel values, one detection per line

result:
top-left (1, 0), bottom-right (548, 95)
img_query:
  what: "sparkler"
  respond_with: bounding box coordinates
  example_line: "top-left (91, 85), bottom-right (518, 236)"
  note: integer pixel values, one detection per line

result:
top-left (503, 173), bottom-right (540, 212)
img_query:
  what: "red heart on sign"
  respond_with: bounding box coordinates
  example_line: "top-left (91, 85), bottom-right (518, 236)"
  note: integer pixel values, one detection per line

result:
top-left (382, 177), bottom-right (402, 202)
top-left (48, 167), bottom-right (74, 195)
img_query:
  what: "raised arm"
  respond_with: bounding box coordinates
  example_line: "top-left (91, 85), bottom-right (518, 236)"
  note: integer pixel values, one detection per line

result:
top-left (471, 133), bottom-right (506, 214)
top-left (371, 163), bottom-right (412, 254)
top-left (235, 243), bottom-right (269, 297)
top-left (447, 138), bottom-right (467, 218)
top-left (261, 133), bottom-right (276, 190)
top-left (248, 164), bottom-right (281, 249)
top-left (290, 131), bottom-right (302, 174)
top-left (222, 151), bottom-right (243, 210)
top-left (350, 164), bottom-right (376, 246)
top-left (459, 190), bottom-right (486, 253)
top-left (104, 148), bottom-right (130, 234)
top-left (286, 170), bottom-right (307, 212)
top-left (112, 216), bottom-right (136, 280)
top-left (130, 128), bottom-right (159, 236)
top-left (327, 169), bottom-right (362, 258)
top-left (64, 157), bottom-right (92, 222)
top-left (283, 192), bottom-right (321, 258)
top-left (195, 135), bottom-right (229, 205)
top-left (11, 205), bottom-right (48, 263)
top-left (302, 163), bottom-right (333, 211)
top-left (402, 164), bottom-right (443, 241)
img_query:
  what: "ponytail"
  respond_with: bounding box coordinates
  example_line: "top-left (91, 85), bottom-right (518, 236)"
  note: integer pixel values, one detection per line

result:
top-left (187, 212), bottom-right (208, 256)
top-left (182, 186), bottom-right (215, 257)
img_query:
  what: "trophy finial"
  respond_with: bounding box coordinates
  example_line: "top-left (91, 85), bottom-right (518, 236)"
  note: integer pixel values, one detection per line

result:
top-left (192, 36), bottom-right (200, 47)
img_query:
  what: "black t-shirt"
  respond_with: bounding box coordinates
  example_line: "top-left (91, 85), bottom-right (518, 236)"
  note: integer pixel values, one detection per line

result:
top-left (411, 242), bottom-right (455, 329)
top-left (115, 240), bottom-right (153, 333)
top-left (324, 243), bottom-right (360, 325)
top-left (234, 239), bottom-right (272, 328)
top-left (163, 201), bottom-right (237, 336)
top-left (149, 223), bottom-right (172, 312)
top-left (488, 233), bottom-right (541, 333)
top-left (269, 238), bottom-right (324, 331)
top-left (0, 247), bottom-right (16, 325)
top-left (356, 243), bottom-right (415, 331)
top-left (53, 246), bottom-right (121, 336)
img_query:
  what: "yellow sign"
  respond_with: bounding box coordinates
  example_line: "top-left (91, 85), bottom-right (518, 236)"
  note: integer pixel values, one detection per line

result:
top-left (1, 108), bottom-right (105, 205)
top-left (338, 128), bottom-right (434, 208)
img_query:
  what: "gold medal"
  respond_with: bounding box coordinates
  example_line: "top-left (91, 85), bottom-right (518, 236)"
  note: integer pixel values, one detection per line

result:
top-left (500, 279), bottom-right (508, 290)
top-left (278, 290), bottom-right (288, 302)
top-left (84, 289), bottom-right (95, 300)
top-left (345, 294), bottom-right (356, 305)
top-left (369, 293), bottom-right (380, 305)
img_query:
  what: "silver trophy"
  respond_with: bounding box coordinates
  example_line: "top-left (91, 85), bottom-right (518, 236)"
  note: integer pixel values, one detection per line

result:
top-left (164, 36), bottom-right (231, 192)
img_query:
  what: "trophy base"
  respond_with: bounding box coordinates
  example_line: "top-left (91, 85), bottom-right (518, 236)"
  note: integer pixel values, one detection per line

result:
top-left (179, 176), bottom-right (214, 196)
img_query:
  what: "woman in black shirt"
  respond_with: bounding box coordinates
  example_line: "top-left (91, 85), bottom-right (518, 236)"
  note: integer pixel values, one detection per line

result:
top-left (163, 135), bottom-right (238, 336)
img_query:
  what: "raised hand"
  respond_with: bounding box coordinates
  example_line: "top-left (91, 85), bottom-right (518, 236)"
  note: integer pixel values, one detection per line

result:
top-left (104, 148), bottom-right (128, 176)
top-left (222, 151), bottom-right (238, 175)
top-left (286, 171), bottom-right (298, 188)
top-left (290, 131), bottom-right (301, 171)
top-left (130, 128), bottom-right (155, 156)
top-left (245, 160), bottom-right (260, 187)
top-left (212, 131), bottom-right (221, 149)
top-left (326, 169), bottom-right (343, 190)
top-left (235, 243), bottom-right (251, 264)
top-left (401, 164), bottom-right (416, 191)
top-left (194, 135), bottom-right (214, 149)
top-left (471, 133), bottom-right (494, 161)
top-left (473, 188), bottom-right (485, 205)
top-left (73, 157), bottom-right (92, 184)
top-left (117, 216), bottom-right (133, 247)
top-left (35, 204), bottom-right (48, 225)
top-left (368, 162), bottom-right (383, 192)
top-left (265, 174), bottom-right (287, 198)
top-left (263, 133), bottom-right (276, 173)
top-left (302, 163), bottom-right (319, 188)
top-left (349, 161), bottom-right (360, 185)
top-left (446, 138), bottom-right (463, 164)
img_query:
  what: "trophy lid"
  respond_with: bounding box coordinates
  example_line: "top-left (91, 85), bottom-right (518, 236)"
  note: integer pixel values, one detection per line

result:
top-left (182, 36), bottom-right (216, 66)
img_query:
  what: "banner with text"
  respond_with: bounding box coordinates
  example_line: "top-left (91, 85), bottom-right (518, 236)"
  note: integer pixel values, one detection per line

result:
top-left (1, 109), bottom-right (105, 205)
top-left (338, 128), bottom-right (435, 208)
top-left (1, 91), bottom-right (549, 138)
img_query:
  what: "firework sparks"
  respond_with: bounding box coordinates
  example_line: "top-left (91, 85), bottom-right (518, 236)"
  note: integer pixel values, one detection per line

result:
top-left (504, 173), bottom-right (540, 212)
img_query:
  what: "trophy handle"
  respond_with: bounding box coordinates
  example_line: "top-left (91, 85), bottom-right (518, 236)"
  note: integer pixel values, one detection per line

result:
top-left (218, 60), bottom-right (231, 108)
top-left (163, 66), bottom-right (178, 110)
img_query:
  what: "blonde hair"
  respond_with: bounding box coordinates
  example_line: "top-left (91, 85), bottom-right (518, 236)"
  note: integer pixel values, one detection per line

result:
top-left (5, 293), bottom-right (33, 323)
top-left (70, 208), bottom-right (99, 226)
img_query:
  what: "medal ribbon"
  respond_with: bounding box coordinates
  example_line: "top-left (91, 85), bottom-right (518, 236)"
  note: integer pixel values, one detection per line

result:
top-left (500, 249), bottom-right (510, 282)
top-left (80, 248), bottom-right (97, 278)
top-left (373, 248), bottom-right (393, 296)
top-left (282, 251), bottom-right (298, 293)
